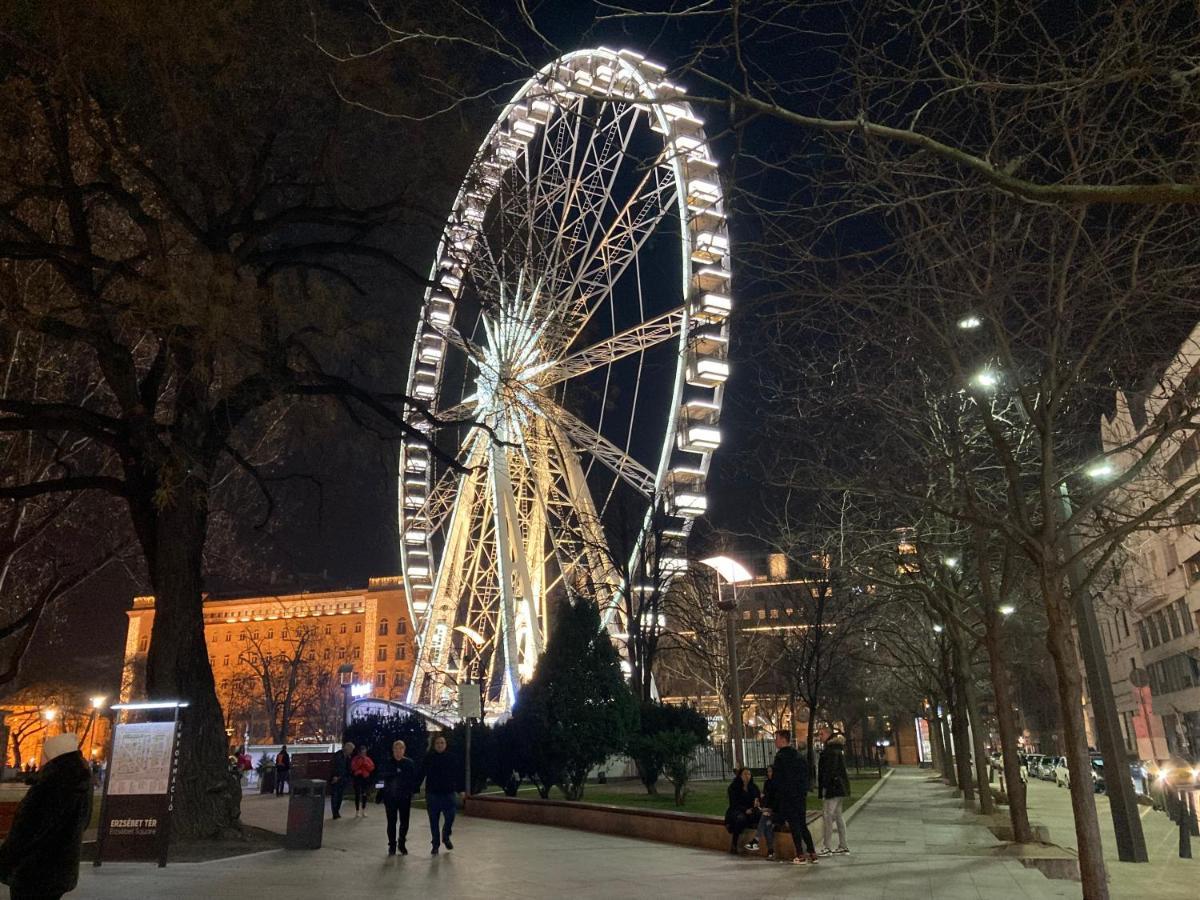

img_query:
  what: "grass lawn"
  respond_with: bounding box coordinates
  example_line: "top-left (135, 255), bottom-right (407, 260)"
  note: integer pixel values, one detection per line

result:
top-left (481, 773), bottom-right (881, 818)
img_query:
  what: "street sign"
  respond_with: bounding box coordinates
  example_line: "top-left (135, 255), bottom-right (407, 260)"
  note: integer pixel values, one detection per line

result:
top-left (96, 720), bottom-right (181, 866)
top-left (459, 683), bottom-right (482, 720)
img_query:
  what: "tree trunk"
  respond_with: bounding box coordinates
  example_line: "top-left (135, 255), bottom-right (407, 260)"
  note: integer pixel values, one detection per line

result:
top-left (950, 626), bottom-right (995, 815)
top-left (947, 684), bottom-right (975, 809)
top-left (138, 487), bottom-right (240, 839)
top-left (935, 707), bottom-right (956, 785)
top-left (984, 615), bottom-right (1034, 842)
top-left (1043, 579), bottom-right (1109, 900)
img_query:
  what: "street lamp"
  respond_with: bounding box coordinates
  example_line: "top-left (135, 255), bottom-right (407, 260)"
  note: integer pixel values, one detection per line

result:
top-left (932, 624), bottom-right (944, 634)
top-left (958, 315), bottom-right (983, 330)
top-left (699, 555), bottom-right (754, 769)
top-left (972, 370), bottom-right (999, 389)
top-left (998, 604), bottom-right (1016, 617)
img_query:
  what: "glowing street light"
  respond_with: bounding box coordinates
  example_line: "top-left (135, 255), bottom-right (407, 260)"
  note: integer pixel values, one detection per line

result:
top-left (958, 315), bottom-right (982, 330)
top-left (42, 708), bottom-right (57, 722)
top-left (943, 557), bottom-right (959, 569)
top-left (698, 555), bottom-right (754, 769)
top-left (999, 604), bottom-right (1016, 616)
top-left (932, 624), bottom-right (944, 634)
top-left (90, 695), bottom-right (107, 710)
top-left (972, 370), bottom-right (999, 389)
top-left (1086, 462), bottom-right (1116, 480)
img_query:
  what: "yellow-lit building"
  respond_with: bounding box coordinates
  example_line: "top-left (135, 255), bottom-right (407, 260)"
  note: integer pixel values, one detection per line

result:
top-left (122, 576), bottom-right (415, 743)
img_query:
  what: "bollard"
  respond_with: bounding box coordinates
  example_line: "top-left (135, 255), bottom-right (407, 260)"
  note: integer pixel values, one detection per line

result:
top-left (1179, 791), bottom-right (1192, 860)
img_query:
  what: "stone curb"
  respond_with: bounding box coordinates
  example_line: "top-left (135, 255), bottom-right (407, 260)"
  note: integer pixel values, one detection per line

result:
top-left (843, 767), bottom-right (894, 826)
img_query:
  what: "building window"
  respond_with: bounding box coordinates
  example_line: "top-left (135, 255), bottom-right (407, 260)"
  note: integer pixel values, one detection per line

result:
top-left (225, 632), bottom-right (231, 642)
top-left (307, 651), bottom-right (315, 661)
top-left (757, 609), bottom-right (767, 621)
top-left (742, 610), bottom-right (751, 621)
top-left (324, 625), bottom-right (331, 636)
top-left (352, 647), bottom-right (360, 659)
top-left (397, 620), bottom-right (407, 635)
top-left (267, 629), bottom-right (273, 640)
top-left (379, 619), bottom-right (389, 636)
top-left (1168, 604), bottom-right (1183, 640)
top-left (394, 671), bottom-right (404, 686)
top-left (355, 622), bottom-right (362, 634)
top-left (338, 648), bottom-right (346, 660)
top-left (1178, 599), bottom-right (1195, 634)
top-left (377, 647), bottom-right (388, 662)
top-left (208, 657), bottom-right (215, 668)
top-left (282, 627), bottom-right (289, 639)
top-left (252, 630), bottom-right (259, 640)
top-left (137, 635), bottom-right (149, 652)
top-left (223, 655), bottom-right (230, 666)
top-left (324, 648), bottom-right (332, 660)
top-left (375, 672), bottom-right (387, 687)
top-left (1184, 551), bottom-right (1200, 585)
top-left (340, 623), bottom-right (347, 635)
top-left (1121, 610), bottom-right (1130, 639)
top-left (769, 609), bottom-right (779, 619)
top-left (395, 644), bottom-right (406, 661)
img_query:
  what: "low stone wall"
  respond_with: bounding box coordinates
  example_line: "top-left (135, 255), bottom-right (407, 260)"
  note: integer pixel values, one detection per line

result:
top-left (465, 793), bottom-right (817, 858)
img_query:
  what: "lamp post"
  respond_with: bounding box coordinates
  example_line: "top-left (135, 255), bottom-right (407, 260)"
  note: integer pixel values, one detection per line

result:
top-left (1059, 478), bottom-right (1148, 863)
top-left (699, 556), bottom-right (754, 770)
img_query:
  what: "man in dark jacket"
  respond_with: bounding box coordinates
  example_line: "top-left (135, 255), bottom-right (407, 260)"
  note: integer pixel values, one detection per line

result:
top-left (379, 739), bottom-right (418, 855)
top-left (817, 730), bottom-right (851, 855)
top-left (329, 740), bottom-right (354, 819)
top-left (275, 745), bottom-right (291, 796)
top-left (771, 729), bottom-right (817, 865)
top-left (0, 732), bottom-right (92, 900)
top-left (419, 734), bottom-right (459, 855)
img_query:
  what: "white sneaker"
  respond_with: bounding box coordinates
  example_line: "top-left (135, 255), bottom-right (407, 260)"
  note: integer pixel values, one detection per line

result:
top-left (745, 840), bottom-right (760, 851)
top-left (819, 847), bottom-right (833, 856)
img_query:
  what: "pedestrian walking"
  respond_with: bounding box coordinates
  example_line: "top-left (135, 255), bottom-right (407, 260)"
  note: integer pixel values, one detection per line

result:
top-left (275, 744), bottom-right (291, 795)
top-left (723, 766), bottom-right (761, 854)
top-left (351, 745), bottom-right (376, 817)
top-left (817, 730), bottom-right (851, 855)
top-left (0, 733), bottom-right (92, 900)
top-left (379, 739), bottom-right (418, 856)
top-left (771, 729), bottom-right (818, 865)
top-left (745, 764), bottom-right (777, 858)
top-left (420, 734), bottom-right (459, 855)
top-left (330, 740), bottom-right (354, 819)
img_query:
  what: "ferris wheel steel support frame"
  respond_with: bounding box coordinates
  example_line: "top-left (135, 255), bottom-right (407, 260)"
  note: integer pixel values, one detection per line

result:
top-left (398, 47), bottom-right (732, 715)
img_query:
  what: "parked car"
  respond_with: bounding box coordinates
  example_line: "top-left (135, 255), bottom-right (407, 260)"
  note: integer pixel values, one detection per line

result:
top-left (1025, 754), bottom-right (1044, 779)
top-left (1038, 756), bottom-right (1059, 780)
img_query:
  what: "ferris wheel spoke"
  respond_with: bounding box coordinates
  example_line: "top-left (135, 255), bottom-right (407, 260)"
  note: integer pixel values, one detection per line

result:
top-left (534, 306), bottom-right (685, 386)
top-left (541, 102), bottom-right (644, 317)
top-left (556, 155), bottom-right (678, 353)
top-left (534, 396), bottom-right (657, 498)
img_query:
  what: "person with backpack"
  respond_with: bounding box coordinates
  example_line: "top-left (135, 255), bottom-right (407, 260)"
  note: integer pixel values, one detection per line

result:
top-left (818, 730), bottom-right (851, 855)
top-left (351, 745), bottom-right (376, 817)
top-left (771, 729), bottom-right (817, 865)
top-left (274, 744), bottom-right (291, 796)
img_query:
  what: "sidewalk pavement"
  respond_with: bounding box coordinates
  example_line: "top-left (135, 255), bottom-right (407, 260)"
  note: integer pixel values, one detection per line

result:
top-left (1020, 775), bottom-right (1196, 899)
top-left (16, 767), bottom-right (1074, 899)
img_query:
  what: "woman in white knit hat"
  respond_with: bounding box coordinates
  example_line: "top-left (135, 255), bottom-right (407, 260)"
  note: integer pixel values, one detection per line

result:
top-left (0, 732), bottom-right (92, 899)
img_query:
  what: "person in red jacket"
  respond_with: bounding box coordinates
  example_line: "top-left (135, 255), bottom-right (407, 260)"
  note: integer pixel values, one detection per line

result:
top-left (350, 745), bottom-right (376, 818)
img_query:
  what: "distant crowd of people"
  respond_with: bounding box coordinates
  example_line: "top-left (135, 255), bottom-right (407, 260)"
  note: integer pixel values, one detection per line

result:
top-left (724, 727), bottom-right (851, 865)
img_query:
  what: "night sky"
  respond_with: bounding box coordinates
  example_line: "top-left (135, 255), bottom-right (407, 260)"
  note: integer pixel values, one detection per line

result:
top-left (16, 1), bottom-right (787, 694)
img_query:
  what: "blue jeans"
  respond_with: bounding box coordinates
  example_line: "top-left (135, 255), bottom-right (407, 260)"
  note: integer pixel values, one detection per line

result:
top-left (427, 792), bottom-right (456, 847)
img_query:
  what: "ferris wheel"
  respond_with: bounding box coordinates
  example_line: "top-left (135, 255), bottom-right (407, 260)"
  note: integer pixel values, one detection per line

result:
top-left (400, 48), bottom-right (732, 714)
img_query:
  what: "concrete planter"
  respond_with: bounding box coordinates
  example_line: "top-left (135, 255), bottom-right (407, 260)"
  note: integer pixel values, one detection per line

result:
top-left (465, 793), bottom-right (815, 859)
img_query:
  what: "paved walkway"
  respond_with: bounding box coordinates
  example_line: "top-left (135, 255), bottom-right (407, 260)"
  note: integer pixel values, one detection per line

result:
top-left (10, 767), bottom-right (1076, 899)
top-left (1020, 775), bottom-right (1197, 900)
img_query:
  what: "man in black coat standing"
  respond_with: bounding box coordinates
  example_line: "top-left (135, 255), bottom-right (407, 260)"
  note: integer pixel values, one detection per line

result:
top-left (419, 734), bottom-right (459, 855)
top-left (379, 739), bottom-right (418, 856)
top-left (329, 740), bottom-right (354, 819)
top-left (0, 732), bottom-right (92, 900)
top-left (771, 729), bottom-right (817, 865)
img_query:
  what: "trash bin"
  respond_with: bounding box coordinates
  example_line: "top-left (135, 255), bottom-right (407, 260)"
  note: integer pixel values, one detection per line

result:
top-left (285, 779), bottom-right (326, 850)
